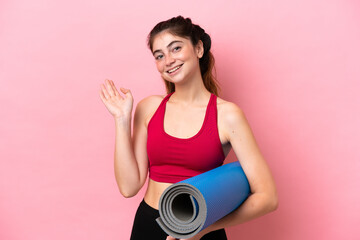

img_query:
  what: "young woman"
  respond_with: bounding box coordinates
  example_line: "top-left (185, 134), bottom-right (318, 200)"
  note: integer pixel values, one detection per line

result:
top-left (99, 16), bottom-right (278, 240)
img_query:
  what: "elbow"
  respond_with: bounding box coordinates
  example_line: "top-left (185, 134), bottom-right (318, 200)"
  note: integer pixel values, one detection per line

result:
top-left (268, 192), bottom-right (279, 212)
top-left (118, 184), bottom-right (140, 198)
top-left (123, 193), bottom-right (136, 198)
top-left (271, 197), bottom-right (279, 212)
top-left (120, 188), bottom-right (138, 198)
top-left (115, 176), bottom-right (143, 198)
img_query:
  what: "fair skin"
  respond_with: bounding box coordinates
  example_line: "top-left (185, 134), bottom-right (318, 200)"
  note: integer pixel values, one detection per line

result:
top-left (99, 30), bottom-right (278, 240)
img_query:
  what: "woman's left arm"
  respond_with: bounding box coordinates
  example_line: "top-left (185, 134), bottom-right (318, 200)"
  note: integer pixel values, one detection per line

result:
top-left (167, 103), bottom-right (278, 240)
top-left (202, 103), bottom-right (278, 234)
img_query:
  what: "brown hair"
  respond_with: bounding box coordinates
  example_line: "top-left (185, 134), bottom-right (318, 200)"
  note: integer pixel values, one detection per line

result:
top-left (147, 15), bottom-right (221, 96)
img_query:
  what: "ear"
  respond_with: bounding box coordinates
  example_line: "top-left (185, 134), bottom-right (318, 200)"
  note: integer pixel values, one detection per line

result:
top-left (195, 40), bottom-right (204, 58)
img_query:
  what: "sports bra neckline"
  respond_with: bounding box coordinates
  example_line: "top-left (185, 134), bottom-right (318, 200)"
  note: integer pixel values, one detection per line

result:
top-left (161, 92), bottom-right (214, 141)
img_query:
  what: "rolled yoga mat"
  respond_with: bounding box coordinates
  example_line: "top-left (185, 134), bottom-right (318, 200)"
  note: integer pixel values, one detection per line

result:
top-left (156, 161), bottom-right (251, 239)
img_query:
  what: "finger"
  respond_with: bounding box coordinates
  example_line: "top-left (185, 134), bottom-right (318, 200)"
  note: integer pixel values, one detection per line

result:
top-left (166, 236), bottom-right (177, 240)
top-left (105, 79), bottom-right (115, 96)
top-left (100, 84), bottom-right (110, 99)
top-left (120, 87), bottom-right (127, 93)
top-left (120, 87), bottom-right (132, 96)
top-left (107, 79), bottom-right (118, 96)
top-left (99, 88), bottom-right (106, 102)
top-left (109, 80), bottom-right (119, 96)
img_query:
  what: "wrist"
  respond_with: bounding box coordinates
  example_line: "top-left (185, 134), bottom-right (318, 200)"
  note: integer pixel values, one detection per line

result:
top-left (200, 223), bottom-right (218, 237)
top-left (114, 116), bottom-right (132, 134)
top-left (114, 115), bottom-right (131, 124)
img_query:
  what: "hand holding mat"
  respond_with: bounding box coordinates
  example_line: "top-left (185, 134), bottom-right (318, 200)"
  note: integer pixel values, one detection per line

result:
top-left (156, 161), bottom-right (251, 239)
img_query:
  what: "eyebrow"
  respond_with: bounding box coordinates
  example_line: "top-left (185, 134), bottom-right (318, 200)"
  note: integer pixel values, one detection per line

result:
top-left (152, 40), bottom-right (183, 55)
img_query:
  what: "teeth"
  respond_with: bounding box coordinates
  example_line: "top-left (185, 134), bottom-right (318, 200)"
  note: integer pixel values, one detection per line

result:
top-left (168, 65), bottom-right (181, 73)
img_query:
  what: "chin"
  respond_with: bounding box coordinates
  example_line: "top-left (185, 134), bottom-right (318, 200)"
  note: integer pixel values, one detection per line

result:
top-left (162, 74), bottom-right (183, 84)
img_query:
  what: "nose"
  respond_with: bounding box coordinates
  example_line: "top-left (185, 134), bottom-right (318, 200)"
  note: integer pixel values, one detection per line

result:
top-left (165, 54), bottom-right (175, 66)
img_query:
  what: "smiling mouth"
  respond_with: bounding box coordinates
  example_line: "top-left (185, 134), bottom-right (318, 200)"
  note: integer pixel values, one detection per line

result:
top-left (167, 64), bottom-right (183, 74)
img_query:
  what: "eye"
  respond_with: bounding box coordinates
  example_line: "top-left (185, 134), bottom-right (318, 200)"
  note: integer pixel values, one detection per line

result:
top-left (173, 46), bottom-right (181, 52)
top-left (155, 54), bottom-right (163, 60)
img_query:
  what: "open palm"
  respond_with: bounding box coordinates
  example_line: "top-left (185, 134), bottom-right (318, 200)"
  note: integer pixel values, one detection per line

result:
top-left (99, 79), bottom-right (133, 120)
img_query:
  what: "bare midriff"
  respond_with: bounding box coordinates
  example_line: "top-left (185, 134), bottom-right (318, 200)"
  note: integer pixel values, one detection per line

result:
top-left (143, 144), bottom-right (230, 210)
top-left (143, 179), bottom-right (173, 210)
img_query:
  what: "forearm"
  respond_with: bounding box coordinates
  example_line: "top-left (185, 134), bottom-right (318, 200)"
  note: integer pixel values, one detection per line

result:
top-left (113, 117), bottom-right (142, 197)
top-left (200, 192), bottom-right (278, 235)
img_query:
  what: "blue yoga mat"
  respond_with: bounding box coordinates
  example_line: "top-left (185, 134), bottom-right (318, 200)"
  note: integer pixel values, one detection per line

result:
top-left (156, 161), bottom-right (251, 239)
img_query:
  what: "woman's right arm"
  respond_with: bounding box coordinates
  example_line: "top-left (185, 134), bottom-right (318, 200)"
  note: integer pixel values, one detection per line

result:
top-left (99, 79), bottom-right (149, 198)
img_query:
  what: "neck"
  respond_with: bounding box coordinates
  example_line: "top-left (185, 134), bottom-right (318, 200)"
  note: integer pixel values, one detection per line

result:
top-left (170, 68), bottom-right (210, 105)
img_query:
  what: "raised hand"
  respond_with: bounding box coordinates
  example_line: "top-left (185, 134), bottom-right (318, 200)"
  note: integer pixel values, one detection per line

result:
top-left (99, 79), bottom-right (133, 121)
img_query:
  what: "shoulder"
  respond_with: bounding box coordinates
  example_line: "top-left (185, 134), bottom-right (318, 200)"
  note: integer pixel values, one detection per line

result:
top-left (216, 96), bottom-right (246, 123)
top-left (215, 96), bottom-right (249, 140)
top-left (137, 94), bottom-right (165, 109)
top-left (135, 94), bottom-right (168, 126)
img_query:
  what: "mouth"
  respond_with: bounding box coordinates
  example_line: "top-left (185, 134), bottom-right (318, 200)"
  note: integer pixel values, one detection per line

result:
top-left (167, 64), bottom-right (184, 75)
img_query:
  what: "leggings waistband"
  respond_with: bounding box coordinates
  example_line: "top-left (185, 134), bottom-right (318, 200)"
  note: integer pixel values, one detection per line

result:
top-left (136, 198), bottom-right (227, 239)
top-left (139, 199), bottom-right (160, 218)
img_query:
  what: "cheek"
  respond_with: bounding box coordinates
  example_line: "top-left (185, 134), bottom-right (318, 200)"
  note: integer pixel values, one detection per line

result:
top-left (178, 50), bottom-right (190, 60)
top-left (155, 61), bottom-right (163, 72)
top-left (180, 49), bottom-right (197, 64)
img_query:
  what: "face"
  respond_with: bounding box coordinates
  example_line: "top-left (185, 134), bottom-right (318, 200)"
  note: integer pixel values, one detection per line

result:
top-left (151, 31), bottom-right (204, 84)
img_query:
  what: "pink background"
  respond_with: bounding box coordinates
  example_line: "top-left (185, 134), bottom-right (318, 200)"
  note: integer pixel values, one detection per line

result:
top-left (1, 0), bottom-right (359, 239)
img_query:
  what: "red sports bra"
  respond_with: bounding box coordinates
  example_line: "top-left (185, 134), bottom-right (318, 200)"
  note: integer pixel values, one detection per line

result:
top-left (146, 91), bottom-right (226, 183)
